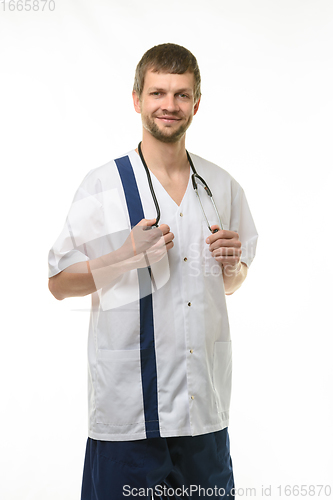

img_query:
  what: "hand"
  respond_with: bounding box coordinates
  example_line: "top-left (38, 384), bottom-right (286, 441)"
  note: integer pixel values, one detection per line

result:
top-left (206, 225), bottom-right (242, 273)
top-left (122, 218), bottom-right (174, 267)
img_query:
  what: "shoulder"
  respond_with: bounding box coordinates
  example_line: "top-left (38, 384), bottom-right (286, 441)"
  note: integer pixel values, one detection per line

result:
top-left (75, 151), bottom-right (133, 195)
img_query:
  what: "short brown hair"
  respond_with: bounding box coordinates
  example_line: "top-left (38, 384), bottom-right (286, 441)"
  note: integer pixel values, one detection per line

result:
top-left (133, 43), bottom-right (201, 104)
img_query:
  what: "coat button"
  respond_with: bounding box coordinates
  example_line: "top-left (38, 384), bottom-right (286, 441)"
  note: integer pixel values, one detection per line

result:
top-left (191, 395), bottom-right (194, 400)
top-left (190, 349), bottom-right (193, 354)
top-left (180, 212), bottom-right (183, 217)
top-left (188, 302), bottom-right (191, 307)
top-left (184, 257), bottom-right (188, 262)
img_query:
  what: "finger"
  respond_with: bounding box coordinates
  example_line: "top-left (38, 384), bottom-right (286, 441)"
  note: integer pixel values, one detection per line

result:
top-left (165, 240), bottom-right (174, 250)
top-left (164, 232), bottom-right (174, 245)
top-left (209, 238), bottom-right (242, 252)
top-left (147, 230), bottom-right (174, 256)
top-left (212, 247), bottom-right (242, 258)
top-left (206, 229), bottom-right (239, 245)
top-left (158, 223), bottom-right (171, 235)
top-left (151, 231), bottom-right (173, 250)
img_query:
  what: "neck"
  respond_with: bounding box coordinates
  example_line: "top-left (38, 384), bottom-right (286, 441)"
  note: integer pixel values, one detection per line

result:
top-left (136, 131), bottom-right (189, 176)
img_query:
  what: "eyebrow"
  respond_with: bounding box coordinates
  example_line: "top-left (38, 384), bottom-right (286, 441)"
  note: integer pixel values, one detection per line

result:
top-left (147, 87), bottom-right (193, 94)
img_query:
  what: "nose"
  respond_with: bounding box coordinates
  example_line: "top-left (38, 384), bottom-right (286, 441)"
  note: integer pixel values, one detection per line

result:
top-left (162, 93), bottom-right (179, 113)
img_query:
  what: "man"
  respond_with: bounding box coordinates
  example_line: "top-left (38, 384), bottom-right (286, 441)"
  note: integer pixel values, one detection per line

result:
top-left (48, 43), bottom-right (258, 499)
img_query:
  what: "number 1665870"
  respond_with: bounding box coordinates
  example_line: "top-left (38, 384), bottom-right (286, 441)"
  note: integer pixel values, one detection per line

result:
top-left (1, 0), bottom-right (55, 11)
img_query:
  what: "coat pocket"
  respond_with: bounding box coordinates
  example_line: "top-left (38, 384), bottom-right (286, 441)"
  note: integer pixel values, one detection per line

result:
top-left (213, 341), bottom-right (232, 417)
top-left (95, 348), bottom-right (145, 426)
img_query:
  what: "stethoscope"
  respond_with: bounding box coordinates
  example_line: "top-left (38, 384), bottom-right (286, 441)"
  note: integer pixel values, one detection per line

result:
top-left (138, 142), bottom-right (223, 233)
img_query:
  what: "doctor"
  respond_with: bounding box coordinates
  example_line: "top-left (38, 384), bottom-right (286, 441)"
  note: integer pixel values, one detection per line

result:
top-left (48, 43), bottom-right (258, 499)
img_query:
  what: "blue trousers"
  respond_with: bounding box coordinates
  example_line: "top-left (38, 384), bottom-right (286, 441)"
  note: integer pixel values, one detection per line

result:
top-left (81, 428), bottom-right (235, 499)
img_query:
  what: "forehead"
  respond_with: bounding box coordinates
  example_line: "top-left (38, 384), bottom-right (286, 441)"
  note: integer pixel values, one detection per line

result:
top-left (143, 69), bottom-right (195, 93)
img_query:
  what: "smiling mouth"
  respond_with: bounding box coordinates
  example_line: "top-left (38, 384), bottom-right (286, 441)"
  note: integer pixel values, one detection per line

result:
top-left (156, 116), bottom-right (181, 123)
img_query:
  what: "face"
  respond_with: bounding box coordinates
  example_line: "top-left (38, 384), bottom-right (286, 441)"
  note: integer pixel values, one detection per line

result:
top-left (133, 70), bottom-right (200, 144)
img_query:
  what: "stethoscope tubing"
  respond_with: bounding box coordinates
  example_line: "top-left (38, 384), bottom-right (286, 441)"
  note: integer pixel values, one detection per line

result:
top-left (138, 142), bottom-right (223, 233)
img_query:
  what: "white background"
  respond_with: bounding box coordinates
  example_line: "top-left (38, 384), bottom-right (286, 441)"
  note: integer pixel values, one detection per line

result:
top-left (1, 1), bottom-right (332, 499)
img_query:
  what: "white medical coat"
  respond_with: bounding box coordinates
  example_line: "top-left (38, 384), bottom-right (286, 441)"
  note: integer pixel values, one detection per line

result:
top-left (48, 149), bottom-right (258, 441)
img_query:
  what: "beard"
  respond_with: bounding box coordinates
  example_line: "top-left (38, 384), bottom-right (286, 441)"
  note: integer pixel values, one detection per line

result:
top-left (141, 113), bottom-right (193, 144)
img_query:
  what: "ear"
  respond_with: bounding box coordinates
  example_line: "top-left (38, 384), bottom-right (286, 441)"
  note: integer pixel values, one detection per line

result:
top-left (193, 97), bottom-right (201, 116)
top-left (132, 91), bottom-right (141, 114)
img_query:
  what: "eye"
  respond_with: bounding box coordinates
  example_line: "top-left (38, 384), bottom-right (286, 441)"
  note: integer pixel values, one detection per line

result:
top-left (178, 93), bottom-right (190, 99)
top-left (151, 92), bottom-right (162, 96)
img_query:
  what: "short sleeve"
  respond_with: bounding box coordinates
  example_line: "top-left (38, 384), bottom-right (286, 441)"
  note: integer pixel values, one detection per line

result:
top-left (229, 182), bottom-right (258, 268)
top-left (47, 169), bottom-right (129, 278)
top-left (47, 172), bottom-right (99, 278)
